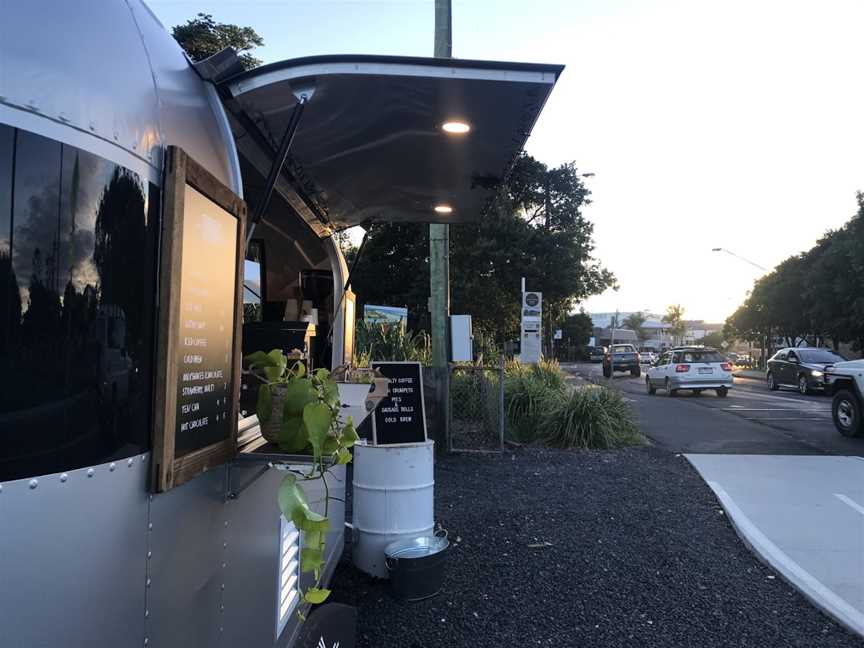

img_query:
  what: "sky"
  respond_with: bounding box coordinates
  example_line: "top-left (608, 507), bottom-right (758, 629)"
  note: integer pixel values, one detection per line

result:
top-left (149, 0), bottom-right (864, 323)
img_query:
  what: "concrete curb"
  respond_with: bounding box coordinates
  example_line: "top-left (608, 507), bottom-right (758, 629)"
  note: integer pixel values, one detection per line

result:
top-left (687, 460), bottom-right (864, 639)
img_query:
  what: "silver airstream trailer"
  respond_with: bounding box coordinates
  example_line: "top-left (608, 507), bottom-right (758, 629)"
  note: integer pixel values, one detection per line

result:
top-left (0, 2), bottom-right (561, 646)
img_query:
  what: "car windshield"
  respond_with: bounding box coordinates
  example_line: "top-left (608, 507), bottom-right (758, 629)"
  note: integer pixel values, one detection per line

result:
top-left (678, 350), bottom-right (726, 363)
top-left (611, 345), bottom-right (635, 353)
top-left (799, 350), bottom-right (846, 363)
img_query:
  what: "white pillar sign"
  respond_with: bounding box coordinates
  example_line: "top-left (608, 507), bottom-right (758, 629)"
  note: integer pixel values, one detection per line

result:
top-left (520, 290), bottom-right (542, 364)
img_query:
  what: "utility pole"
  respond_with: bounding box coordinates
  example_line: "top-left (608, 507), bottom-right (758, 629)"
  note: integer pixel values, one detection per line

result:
top-left (429, 0), bottom-right (452, 447)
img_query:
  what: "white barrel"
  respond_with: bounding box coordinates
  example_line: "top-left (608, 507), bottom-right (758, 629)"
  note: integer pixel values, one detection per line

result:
top-left (352, 441), bottom-right (435, 578)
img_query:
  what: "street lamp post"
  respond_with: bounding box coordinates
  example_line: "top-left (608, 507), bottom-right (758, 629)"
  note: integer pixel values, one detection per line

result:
top-left (711, 247), bottom-right (768, 272)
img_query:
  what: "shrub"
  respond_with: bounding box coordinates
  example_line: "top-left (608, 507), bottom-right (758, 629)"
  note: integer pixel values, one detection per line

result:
top-left (355, 321), bottom-right (431, 364)
top-left (501, 359), bottom-right (570, 441)
top-left (542, 385), bottom-right (643, 449)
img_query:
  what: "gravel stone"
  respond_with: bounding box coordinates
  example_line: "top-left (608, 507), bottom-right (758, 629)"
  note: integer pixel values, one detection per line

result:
top-left (330, 445), bottom-right (864, 647)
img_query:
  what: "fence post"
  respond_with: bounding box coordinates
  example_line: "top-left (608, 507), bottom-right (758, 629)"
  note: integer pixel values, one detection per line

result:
top-left (498, 354), bottom-right (505, 449)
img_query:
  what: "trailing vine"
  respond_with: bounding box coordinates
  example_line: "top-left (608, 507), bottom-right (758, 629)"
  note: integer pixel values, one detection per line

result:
top-left (245, 350), bottom-right (359, 611)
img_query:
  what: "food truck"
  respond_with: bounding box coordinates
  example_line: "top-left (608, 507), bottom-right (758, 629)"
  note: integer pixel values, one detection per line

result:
top-left (0, 2), bottom-right (561, 646)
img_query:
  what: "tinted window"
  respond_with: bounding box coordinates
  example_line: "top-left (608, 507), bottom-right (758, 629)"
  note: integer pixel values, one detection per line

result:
top-left (679, 350), bottom-right (726, 363)
top-left (0, 126), bottom-right (159, 481)
top-left (799, 350), bottom-right (846, 363)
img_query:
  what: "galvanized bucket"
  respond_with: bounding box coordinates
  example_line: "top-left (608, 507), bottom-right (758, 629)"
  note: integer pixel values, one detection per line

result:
top-left (384, 531), bottom-right (449, 601)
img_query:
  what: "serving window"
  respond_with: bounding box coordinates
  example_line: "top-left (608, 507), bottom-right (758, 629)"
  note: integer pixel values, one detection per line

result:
top-left (0, 123), bottom-right (159, 482)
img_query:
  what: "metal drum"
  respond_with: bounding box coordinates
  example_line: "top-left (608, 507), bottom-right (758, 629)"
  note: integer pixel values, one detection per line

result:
top-left (352, 441), bottom-right (435, 578)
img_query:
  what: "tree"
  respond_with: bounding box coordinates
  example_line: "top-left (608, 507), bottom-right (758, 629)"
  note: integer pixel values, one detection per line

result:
top-left (348, 153), bottom-right (615, 344)
top-left (172, 13), bottom-right (264, 70)
top-left (662, 305), bottom-right (686, 345)
top-left (560, 310), bottom-right (594, 347)
top-left (623, 311), bottom-right (646, 342)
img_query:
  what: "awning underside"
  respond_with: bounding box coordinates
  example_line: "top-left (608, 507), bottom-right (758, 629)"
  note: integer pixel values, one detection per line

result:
top-left (220, 55), bottom-right (562, 234)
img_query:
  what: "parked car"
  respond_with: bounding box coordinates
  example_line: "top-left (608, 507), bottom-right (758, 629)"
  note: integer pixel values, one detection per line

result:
top-left (646, 346), bottom-right (733, 397)
top-left (603, 344), bottom-right (641, 377)
top-left (725, 351), bottom-right (740, 364)
top-left (766, 347), bottom-right (847, 395)
top-left (825, 359), bottom-right (864, 437)
top-left (588, 346), bottom-right (606, 363)
top-left (639, 348), bottom-right (657, 365)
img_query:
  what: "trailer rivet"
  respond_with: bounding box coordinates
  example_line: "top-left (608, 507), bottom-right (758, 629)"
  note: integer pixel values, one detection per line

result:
top-left (223, 542), bottom-right (228, 548)
top-left (146, 578), bottom-right (151, 587)
top-left (145, 609), bottom-right (149, 618)
top-left (148, 523), bottom-right (153, 530)
top-left (222, 562), bottom-right (226, 569)
top-left (144, 639), bottom-right (149, 646)
top-left (89, 121), bottom-right (96, 131)
top-left (87, 468), bottom-right (94, 478)
top-left (0, 485), bottom-right (3, 493)
top-left (128, 458), bottom-right (134, 467)
top-left (147, 551), bottom-right (152, 559)
top-left (220, 604), bottom-right (224, 611)
top-left (221, 584), bottom-right (225, 590)
top-left (109, 463), bottom-right (116, 472)
top-left (60, 473), bottom-right (68, 483)
top-left (29, 479), bottom-right (38, 489)
top-left (224, 521), bottom-right (229, 527)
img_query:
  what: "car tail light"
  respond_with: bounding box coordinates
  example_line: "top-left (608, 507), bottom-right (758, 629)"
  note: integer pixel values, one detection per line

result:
top-left (721, 362), bottom-right (732, 371)
top-left (675, 364), bottom-right (690, 373)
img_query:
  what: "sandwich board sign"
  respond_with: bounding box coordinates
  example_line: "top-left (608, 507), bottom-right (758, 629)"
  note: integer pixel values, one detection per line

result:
top-left (370, 361), bottom-right (427, 445)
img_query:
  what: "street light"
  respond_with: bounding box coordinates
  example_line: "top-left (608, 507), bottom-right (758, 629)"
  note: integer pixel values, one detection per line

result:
top-left (711, 247), bottom-right (768, 272)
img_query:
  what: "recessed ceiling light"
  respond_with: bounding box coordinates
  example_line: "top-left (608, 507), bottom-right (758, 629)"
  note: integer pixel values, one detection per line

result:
top-left (441, 121), bottom-right (470, 134)
top-left (434, 204), bottom-right (453, 214)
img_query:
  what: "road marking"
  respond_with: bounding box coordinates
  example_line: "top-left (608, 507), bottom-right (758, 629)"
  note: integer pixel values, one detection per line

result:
top-left (834, 493), bottom-right (864, 517)
top-left (707, 481), bottom-right (864, 636)
top-left (725, 407), bottom-right (831, 412)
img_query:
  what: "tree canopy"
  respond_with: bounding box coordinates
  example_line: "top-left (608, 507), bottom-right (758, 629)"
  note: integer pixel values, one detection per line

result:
top-left (347, 153), bottom-right (614, 343)
top-left (725, 193), bottom-right (864, 352)
top-left (662, 304), bottom-right (686, 344)
top-left (172, 13), bottom-right (264, 69)
top-left (623, 311), bottom-right (646, 342)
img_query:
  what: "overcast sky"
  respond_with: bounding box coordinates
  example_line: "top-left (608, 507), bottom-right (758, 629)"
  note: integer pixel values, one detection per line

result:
top-left (150, 0), bottom-right (864, 323)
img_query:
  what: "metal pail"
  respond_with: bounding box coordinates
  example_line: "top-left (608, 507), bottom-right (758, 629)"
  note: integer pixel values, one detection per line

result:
top-left (384, 532), bottom-right (449, 601)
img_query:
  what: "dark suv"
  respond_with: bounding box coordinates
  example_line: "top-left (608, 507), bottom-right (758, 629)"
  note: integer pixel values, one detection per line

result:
top-left (767, 347), bottom-right (847, 395)
top-left (603, 344), bottom-right (641, 378)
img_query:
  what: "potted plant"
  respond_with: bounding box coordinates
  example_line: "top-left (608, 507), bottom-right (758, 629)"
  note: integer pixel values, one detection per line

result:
top-left (245, 349), bottom-right (361, 608)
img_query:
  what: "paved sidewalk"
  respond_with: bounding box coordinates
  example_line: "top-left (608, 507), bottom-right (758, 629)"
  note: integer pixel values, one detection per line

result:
top-left (687, 454), bottom-right (864, 638)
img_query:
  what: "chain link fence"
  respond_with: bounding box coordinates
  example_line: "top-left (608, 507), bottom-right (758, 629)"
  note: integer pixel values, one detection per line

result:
top-left (447, 361), bottom-right (505, 452)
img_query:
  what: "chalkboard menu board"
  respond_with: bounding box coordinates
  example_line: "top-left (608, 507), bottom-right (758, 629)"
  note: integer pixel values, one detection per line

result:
top-left (173, 185), bottom-right (237, 456)
top-left (371, 361), bottom-right (427, 445)
top-left (152, 147), bottom-right (246, 492)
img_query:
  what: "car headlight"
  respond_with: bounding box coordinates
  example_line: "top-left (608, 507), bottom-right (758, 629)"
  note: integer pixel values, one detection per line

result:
top-left (810, 370), bottom-right (823, 377)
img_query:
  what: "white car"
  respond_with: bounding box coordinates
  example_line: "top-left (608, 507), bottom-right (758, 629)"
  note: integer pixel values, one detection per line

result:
top-left (646, 346), bottom-right (733, 397)
top-left (639, 350), bottom-right (657, 365)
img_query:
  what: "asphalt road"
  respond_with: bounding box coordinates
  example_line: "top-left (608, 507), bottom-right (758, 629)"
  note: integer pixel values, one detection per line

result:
top-left (565, 362), bottom-right (864, 457)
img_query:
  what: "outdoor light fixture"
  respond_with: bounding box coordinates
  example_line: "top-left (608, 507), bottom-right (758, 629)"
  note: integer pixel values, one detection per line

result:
top-left (434, 204), bottom-right (453, 214)
top-left (441, 121), bottom-right (470, 134)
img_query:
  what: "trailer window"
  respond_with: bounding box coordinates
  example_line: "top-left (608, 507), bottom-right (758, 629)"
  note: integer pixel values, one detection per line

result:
top-left (0, 125), bottom-right (159, 481)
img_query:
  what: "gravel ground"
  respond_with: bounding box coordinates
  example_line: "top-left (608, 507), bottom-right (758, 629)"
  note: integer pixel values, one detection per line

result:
top-left (330, 445), bottom-right (864, 648)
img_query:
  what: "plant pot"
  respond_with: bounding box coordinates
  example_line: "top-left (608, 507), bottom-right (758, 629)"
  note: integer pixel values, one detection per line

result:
top-left (260, 383), bottom-right (287, 443)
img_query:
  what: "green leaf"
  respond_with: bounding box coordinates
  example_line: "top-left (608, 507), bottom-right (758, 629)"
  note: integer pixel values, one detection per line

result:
top-left (303, 402), bottom-right (332, 461)
top-left (277, 474), bottom-right (330, 534)
top-left (300, 547), bottom-right (324, 572)
top-left (322, 435), bottom-right (339, 455)
top-left (278, 415), bottom-right (308, 452)
top-left (302, 587), bottom-right (331, 605)
top-left (283, 379), bottom-right (316, 416)
top-left (336, 447), bottom-right (352, 464)
top-left (263, 365), bottom-right (283, 382)
top-left (266, 348), bottom-right (288, 373)
top-left (322, 379), bottom-right (340, 408)
top-left (339, 418), bottom-right (359, 448)
top-left (313, 368), bottom-right (330, 382)
top-left (245, 350), bottom-right (277, 368)
top-left (256, 383), bottom-right (272, 424)
top-left (290, 361), bottom-right (306, 379)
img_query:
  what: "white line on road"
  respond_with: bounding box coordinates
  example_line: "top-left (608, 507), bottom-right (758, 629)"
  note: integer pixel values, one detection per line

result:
top-left (725, 408), bottom-right (831, 412)
top-left (834, 493), bottom-right (864, 517)
top-left (707, 481), bottom-right (864, 636)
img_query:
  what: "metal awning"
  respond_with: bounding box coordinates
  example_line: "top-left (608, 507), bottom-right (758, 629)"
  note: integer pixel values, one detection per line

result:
top-left (218, 54), bottom-right (563, 235)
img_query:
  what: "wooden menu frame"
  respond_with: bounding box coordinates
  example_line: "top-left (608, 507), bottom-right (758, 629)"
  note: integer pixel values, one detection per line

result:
top-left (151, 146), bottom-right (247, 492)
